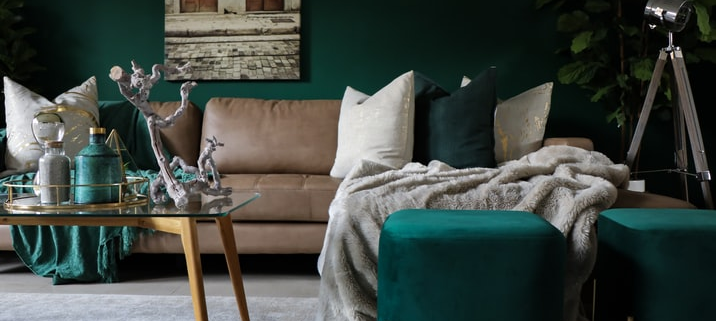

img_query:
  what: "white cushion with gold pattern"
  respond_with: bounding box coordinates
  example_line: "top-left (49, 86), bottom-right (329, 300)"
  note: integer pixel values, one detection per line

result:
top-left (330, 71), bottom-right (415, 178)
top-left (492, 82), bottom-right (553, 164)
top-left (2, 76), bottom-right (99, 175)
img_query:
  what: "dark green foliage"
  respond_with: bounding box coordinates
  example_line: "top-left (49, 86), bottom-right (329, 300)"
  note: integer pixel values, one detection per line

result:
top-left (0, 0), bottom-right (43, 125)
top-left (0, 0), bottom-right (41, 82)
top-left (537, 0), bottom-right (716, 133)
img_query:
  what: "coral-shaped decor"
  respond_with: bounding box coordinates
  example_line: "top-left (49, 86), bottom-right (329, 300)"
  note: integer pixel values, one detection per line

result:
top-left (109, 61), bottom-right (231, 208)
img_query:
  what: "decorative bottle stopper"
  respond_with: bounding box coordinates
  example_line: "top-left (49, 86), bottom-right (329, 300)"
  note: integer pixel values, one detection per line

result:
top-left (74, 127), bottom-right (123, 204)
top-left (38, 141), bottom-right (71, 204)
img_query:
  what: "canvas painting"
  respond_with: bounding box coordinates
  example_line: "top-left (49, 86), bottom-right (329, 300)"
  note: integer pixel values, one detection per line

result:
top-left (164, 0), bottom-right (301, 80)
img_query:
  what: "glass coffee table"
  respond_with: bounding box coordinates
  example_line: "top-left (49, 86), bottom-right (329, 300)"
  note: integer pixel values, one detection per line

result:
top-left (0, 190), bottom-right (260, 321)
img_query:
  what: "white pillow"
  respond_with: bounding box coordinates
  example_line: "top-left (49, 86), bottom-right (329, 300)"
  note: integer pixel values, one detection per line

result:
top-left (493, 82), bottom-right (553, 163)
top-left (330, 71), bottom-right (415, 178)
top-left (2, 76), bottom-right (100, 175)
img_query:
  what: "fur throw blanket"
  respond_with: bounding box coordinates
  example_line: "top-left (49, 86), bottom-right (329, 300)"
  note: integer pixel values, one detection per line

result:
top-left (316, 146), bottom-right (630, 321)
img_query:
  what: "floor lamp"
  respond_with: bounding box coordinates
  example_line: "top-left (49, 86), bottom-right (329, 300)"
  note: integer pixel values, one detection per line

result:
top-left (625, 0), bottom-right (713, 208)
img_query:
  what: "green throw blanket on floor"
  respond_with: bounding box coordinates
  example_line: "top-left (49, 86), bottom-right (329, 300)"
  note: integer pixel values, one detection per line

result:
top-left (11, 225), bottom-right (143, 284)
top-left (1, 169), bottom-right (193, 285)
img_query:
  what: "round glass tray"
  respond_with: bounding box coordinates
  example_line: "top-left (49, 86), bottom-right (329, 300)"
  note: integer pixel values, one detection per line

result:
top-left (3, 176), bottom-right (150, 211)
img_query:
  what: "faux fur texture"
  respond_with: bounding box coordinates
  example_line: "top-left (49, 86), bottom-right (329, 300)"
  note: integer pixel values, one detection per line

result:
top-left (316, 145), bottom-right (630, 321)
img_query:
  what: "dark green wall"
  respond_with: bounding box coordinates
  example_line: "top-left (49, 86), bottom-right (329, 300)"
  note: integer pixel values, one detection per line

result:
top-left (22, 0), bottom-right (715, 206)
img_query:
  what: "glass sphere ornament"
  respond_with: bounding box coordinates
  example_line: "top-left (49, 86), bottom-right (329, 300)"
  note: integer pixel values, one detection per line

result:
top-left (32, 112), bottom-right (65, 149)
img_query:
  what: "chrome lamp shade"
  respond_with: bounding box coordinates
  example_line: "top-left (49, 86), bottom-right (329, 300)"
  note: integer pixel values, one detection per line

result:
top-left (644, 0), bottom-right (694, 32)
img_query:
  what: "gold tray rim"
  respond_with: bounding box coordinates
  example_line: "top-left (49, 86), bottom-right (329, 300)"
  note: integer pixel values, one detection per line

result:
top-left (3, 176), bottom-right (150, 211)
top-left (4, 194), bottom-right (150, 211)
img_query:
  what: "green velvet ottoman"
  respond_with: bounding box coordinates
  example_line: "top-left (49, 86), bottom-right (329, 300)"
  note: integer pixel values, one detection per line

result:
top-left (595, 208), bottom-right (716, 321)
top-left (377, 209), bottom-right (565, 321)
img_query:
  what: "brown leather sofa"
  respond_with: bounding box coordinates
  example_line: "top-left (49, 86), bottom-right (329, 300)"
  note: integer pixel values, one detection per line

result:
top-left (0, 98), bottom-right (695, 255)
top-left (131, 98), bottom-right (343, 254)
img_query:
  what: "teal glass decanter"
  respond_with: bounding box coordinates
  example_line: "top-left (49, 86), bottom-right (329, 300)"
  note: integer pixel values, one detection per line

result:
top-left (73, 127), bottom-right (123, 204)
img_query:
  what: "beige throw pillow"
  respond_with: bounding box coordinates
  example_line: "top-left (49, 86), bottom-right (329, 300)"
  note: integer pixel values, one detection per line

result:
top-left (2, 76), bottom-right (100, 175)
top-left (493, 82), bottom-right (553, 163)
top-left (330, 71), bottom-right (415, 178)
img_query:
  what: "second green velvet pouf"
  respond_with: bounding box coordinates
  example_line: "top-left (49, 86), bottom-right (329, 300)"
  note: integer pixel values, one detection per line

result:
top-left (377, 209), bottom-right (565, 321)
top-left (595, 208), bottom-right (716, 321)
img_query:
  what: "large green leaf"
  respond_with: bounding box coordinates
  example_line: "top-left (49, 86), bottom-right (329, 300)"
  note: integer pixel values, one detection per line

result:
top-left (591, 27), bottom-right (608, 43)
top-left (571, 31), bottom-right (593, 53)
top-left (557, 10), bottom-right (590, 33)
top-left (605, 108), bottom-right (627, 127)
top-left (591, 84), bottom-right (615, 102)
top-left (616, 73), bottom-right (629, 89)
top-left (558, 61), bottom-right (600, 85)
top-left (694, 3), bottom-right (713, 42)
top-left (631, 58), bottom-right (655, 81)
top-left (620, 24), bottom-right (641, 37)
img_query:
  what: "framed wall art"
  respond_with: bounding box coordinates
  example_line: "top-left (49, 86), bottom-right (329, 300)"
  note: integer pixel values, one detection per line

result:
top-left (164, 0), bottom-right (301, 81)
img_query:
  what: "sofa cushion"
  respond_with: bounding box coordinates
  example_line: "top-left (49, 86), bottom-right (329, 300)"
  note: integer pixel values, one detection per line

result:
top-left (220, 173), bottom-right (341, 222)
top-left (413, 68), bottom-right (497, 169)
top-left (98, 101), bottom-right (202, 171)
top-left (149, 101), bottom-right (203, 167)
top-left (203, 98), bottom-right (340, 175)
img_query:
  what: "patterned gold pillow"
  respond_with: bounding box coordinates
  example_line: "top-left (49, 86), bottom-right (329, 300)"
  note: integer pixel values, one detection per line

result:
top-left (330, 71), bottom-right (415, 178)
top-left (492, 83), bottom-right (553, 164)
top-left (2, 76), bottom-right (99, 175)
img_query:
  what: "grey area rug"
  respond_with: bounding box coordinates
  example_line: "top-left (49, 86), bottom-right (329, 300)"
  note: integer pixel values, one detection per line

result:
top-left (0, 293), bottom-right (318, 321)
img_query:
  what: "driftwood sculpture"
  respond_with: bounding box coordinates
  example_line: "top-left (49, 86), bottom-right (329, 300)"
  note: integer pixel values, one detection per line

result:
top-left (109, 61), bottom-right (231, 208)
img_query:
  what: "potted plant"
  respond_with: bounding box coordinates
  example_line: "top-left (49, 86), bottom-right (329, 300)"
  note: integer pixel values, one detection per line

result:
top-left (0, 0), bottom-right (43, 126)
top-left (536, 0), bottom-right (716, 159)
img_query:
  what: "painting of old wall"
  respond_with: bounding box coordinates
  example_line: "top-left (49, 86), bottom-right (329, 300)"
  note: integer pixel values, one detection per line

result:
top-left (165, 0), bottom-right (301, 80)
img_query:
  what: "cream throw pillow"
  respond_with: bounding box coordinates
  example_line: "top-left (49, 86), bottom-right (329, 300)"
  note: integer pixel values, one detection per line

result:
top-left (2, 76), bottom-right (100, 175)
top-left (461, 77), bottom-right (553, 164)
top-left (330, 71), bottom-right (415, 178)
top-left (493, 82), bottom-right (553, 163)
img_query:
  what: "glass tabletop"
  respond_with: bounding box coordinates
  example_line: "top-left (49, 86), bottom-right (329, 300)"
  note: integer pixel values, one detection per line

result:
top-left (0, 192), bottom-right (260, 218)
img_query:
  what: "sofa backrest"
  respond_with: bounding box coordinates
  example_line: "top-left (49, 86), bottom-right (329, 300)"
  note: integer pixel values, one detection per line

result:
top-left (149, 101), bottom-right (203, 167)
top-left (202, 97), bottom-right (340, 174)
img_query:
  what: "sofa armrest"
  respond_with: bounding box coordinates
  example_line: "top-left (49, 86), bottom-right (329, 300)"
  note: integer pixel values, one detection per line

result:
top-left (541, 137), bottom-right (696, 208)
top-left (612, 189), bottom-right (696, 209)
top-left (542, 137), bottom-right (594, 151)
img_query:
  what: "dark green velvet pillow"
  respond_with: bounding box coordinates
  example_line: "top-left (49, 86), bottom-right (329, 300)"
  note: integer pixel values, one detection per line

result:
top-left (98, 101), bottom-right (161, 171)
top-left (412, 67), bottom-right (497, 168)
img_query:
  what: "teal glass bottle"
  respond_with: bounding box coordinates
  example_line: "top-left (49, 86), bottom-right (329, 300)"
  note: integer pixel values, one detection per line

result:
top-left (73, 127), bottom-right (123, 204)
